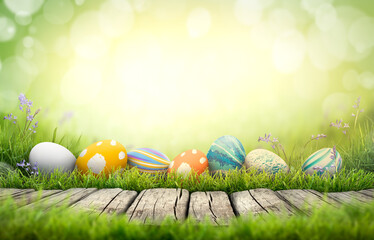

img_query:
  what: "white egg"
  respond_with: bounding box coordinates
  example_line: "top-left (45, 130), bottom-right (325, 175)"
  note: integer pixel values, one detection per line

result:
top-left (29, 142), bottom-right (77, 174)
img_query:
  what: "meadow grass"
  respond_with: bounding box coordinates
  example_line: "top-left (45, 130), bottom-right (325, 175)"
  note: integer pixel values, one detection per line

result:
top-left (1, 167), bottom-right (373, 193)
top-left (1, 196), bottom-right (374, 240)
top-left (0, 106), bottom-right (373, 192)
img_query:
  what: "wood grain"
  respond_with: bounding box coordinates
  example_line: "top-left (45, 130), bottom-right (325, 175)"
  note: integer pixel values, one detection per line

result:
top-left (70, 188), bottom-right (123, 215)
top-left (188, 191), bottom-right (235, 225)
top-left (126, 188), bottom-right (189, 223)
top-left (277, 189), bottom-right (332, 215)
top-left (230, 190), bottom-right (267, 216)
top-left (101, 190), bottom-right (138, 215)
top-left (249, 188), bottom-right (295, 216)
top-left (13, 190), bottom-right (62, 206)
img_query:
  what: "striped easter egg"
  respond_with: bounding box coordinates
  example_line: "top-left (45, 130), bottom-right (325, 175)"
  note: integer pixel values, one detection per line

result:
top-left (207, 135), bottom-right (246, 175)
top-left (127, 148), bottom-right (170, 174)
top-left (302, 148), bottom-right (343, 176)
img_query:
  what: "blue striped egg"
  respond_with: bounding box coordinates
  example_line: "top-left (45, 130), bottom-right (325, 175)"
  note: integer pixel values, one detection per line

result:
top-left (207, 135), bottom-right (246, 174)
top-left (302, 148), bottom-right (342, 176)
top-left (128, 148), bottom-right (170, 174)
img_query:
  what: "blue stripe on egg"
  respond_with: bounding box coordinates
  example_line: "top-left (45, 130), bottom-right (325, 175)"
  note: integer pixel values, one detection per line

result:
top-left (128, 148), bottom-right (170, 173)
top-left (302, 148), bottom-right (343, 175)
top-left (302, 148), bottom-right (331, 170)
top-left (207, 135), bottom-right (246, 173)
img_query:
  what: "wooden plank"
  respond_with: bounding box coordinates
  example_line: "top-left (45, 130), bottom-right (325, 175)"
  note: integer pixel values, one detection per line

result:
top-left (23, 188), bottom-right (93, 210)
top-left (249, 188), bottom-right (295, 216)
top-left (0, 188), bottom-right (23, 197)
top-left (358, 189), bottom-right (374, 198)
top-left (230, 190), bottom-right (267, 216)
top-left (70, 188), bottom-right (123, 215)
top-left (328, 191), bottom-right (374, 205)
top-left (101, 190), bottom-right (138, 215)
top-left (188, 191), bottom-right (235, 225)
top-left (0, 189), bottom-right (35, 200)
top-left (306, 190), bottom-right (341, 206)
top-left (127, 188), bottom-right (189, 223)
top-left (54, 188), bottom-right (97, 207)
top-left (13, 190), bottom-right (62, 206)
top-left (277, 189), bottom-right (332, 215)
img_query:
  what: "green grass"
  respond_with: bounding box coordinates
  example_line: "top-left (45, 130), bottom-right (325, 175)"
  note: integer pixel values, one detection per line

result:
top-left (1, 196), bottom-right (374, 240)
top-left (1, 168), bottom-right (373, 193)
top-left (0, 108), bottom-right (373, 193)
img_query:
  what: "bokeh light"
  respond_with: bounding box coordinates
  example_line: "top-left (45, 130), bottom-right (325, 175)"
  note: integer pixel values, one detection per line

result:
top-left (0, 0), bottom-right (374, 157)
top-left (0, 16), bottom-right (16, 42)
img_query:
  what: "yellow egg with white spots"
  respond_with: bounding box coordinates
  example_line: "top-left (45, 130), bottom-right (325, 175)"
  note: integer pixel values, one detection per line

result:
top-left (76, 140), bottom-right (127, 175)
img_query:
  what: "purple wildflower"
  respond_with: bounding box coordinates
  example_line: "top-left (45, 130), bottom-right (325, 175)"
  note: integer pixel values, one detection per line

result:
top-left (16, 160), bottom-right (27, 167)
top-left (311, 134), bottom-right (327, 140)
top-left (312, 166), bottom-right (325, 174)
top-left (330, 119), bottom-right (349, 135)
top-left (258, 133), bottom-right (288, 161)
top-left (18, 94), bottom-right (28, 106)
top-left (330, 119), bottom-right (343, 129)
top-left (330, 146), bottom-right (337, 160)
top-left (17, 159), bottom-right (38, 175)
top-left (26, 115), bottom-right (34, 121)
top-left (3, 113), bottom-right (17, 124)
top-left (353, 96), bottom-right (361, 109)
top-left (258, 133), bottom-right (272, 143)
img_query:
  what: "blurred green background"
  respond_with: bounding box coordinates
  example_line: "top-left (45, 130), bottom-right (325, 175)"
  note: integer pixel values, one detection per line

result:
top-left (0, 0), bottom-right (374, 159)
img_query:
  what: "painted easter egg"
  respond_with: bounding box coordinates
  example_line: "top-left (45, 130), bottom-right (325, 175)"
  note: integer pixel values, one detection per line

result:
top-left (244, 149), bottom-right (289, 174)
top-left (75, 140), bottom-right (127, 175)
top-left (207, 135), bottom-right (246, 175)
top-left (167, 149), bottom-right (208, 177)
top-left (128, 148), bottom-right (170, 174)
top-left (302, 147), bottom-right (342, 176)
top-left (29, 142), bottom-right (76, 174)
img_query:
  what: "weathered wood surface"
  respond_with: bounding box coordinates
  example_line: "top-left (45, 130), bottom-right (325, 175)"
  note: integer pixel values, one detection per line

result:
top-left (277, 189), bottom-right (333, 215)
top-left (23, 188), bottom-right (97, 210)
top-left (13, 190), bottom-right (62, 206)
top-left (188, 191), bottom-right (235, 225)
top-left (1, 188), bottom-right (374, 223)
top-left (250, 188), bottom-right (295, 215)
top-left (230, 190), bottom-right (267, 216)
top-left (127, 188), bottom-right (189, 223)
top-left (358, 189), bottom-right (374, 198)
top-left (0, 188), bottom-right (35, 200)
top-left (101, 190), bottom-right (138, 215)
top-left (70, 188), bottom-right (123, 215)
top-left (327, 191), bottom-right (374, 205)
top-left (305, 189), bottom-right (341, 205)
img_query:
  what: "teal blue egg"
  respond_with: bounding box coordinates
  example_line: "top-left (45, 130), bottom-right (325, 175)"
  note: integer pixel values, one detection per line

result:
top-left (207, 135), bottom-right (246, 175)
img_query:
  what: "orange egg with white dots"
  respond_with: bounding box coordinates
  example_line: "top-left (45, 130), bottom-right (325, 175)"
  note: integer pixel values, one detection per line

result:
top-left (75, 140), bottom-right (127, 175)
top-left (167, 149), bottom-right (208, 177)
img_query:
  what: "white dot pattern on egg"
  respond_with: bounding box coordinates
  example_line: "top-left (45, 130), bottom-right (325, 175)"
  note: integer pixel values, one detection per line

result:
top-left (177, 162), bottom-right (192, 175)
top-left (87, 153), bottom-right (106, 174)
top-left (79, 149), bottom-right (87, 157)
top-left (181, 152), bottom-right (185, 157)
top-left (119, 151), bottom-right (126, 160)
top-left (200, 157), bottom-right (206, 164)
top-left (111, 140), bottom-right (117, 146)
top-left (96, 142), bottom-right (103, 146)
top-left (192, 149), bottom-right (197, 154)
top-left (169, 161), bottom-right (174, 169)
